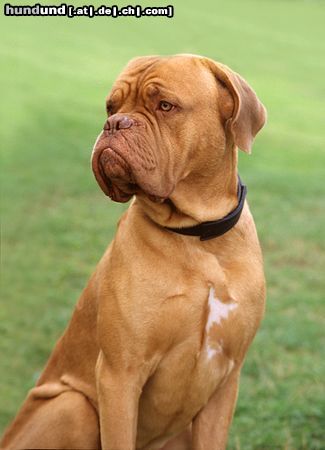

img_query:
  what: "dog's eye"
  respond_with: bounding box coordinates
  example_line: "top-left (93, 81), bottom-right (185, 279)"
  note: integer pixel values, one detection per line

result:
top-left (159, 101), bottom-right (174, 112)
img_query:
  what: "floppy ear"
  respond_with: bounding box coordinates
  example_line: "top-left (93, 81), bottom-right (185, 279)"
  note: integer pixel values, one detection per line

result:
top-left (205, 59), bottom-right (267, 153)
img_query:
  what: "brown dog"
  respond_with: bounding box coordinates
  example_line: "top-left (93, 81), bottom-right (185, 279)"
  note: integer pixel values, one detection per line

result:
top-left (1, 54), bottom-right (266, 450)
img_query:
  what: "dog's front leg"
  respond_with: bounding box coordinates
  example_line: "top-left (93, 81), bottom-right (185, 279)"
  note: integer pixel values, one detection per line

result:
top-left (96, 350), bottom-right (142, 450)
top-left (191, 369), bottom-right (241, 450)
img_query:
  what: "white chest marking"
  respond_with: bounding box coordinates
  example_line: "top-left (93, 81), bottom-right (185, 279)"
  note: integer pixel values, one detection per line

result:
top-left (206, 287), bottom-right (238, 332)
top-left (206, 342), bottom-right (223, 360)
top-left (205, 287), bottom-right (238, 360)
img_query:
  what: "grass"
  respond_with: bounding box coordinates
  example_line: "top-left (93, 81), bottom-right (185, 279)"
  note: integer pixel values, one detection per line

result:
top-left (1, 1), bottom-right (324, 448)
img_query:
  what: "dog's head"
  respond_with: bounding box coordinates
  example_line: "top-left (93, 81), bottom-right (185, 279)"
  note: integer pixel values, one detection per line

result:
top-left (91, 55), bottom-right (266, 203)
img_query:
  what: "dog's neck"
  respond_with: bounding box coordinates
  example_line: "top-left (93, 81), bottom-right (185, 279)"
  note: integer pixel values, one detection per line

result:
top-left (135, 148), bottom-right (239, 229)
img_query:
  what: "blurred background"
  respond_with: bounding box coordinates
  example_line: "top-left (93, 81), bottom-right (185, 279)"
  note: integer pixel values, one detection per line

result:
top-left (1, 1), bottom-right (324, 448)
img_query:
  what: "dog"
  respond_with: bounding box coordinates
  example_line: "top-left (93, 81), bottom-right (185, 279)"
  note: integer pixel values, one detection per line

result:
top-left (1, 54), bottom-right (266, 450)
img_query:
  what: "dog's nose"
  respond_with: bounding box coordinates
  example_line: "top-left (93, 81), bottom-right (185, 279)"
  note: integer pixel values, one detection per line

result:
top-left (104, 115), bottom-right (134, 133)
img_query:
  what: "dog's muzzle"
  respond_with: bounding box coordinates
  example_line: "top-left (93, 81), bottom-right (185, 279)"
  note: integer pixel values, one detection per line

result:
top-left (92, 114), bottom-right (174, 203)
top-left (92, 116), bottom-right (139, 202)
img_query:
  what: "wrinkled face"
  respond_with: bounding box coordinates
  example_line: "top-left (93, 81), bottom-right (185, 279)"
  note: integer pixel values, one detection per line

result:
top-left (91, 55), bottom-right (227, 203)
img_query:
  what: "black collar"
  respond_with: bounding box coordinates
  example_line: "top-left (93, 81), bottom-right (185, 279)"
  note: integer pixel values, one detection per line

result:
top-left (165, 177), bottom-right (247, 241)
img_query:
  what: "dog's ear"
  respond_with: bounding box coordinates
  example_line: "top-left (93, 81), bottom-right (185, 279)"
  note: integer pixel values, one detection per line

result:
top-left (205, 59), bottom-right (267, 153)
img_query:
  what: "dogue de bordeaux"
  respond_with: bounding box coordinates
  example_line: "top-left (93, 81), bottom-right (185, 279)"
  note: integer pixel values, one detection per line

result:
top-left (1, 54), bottom-right (267, 450)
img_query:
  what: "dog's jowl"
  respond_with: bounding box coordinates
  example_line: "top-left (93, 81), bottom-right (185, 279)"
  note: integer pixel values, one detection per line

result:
top-left (1, 54), bottom-right (267, 450)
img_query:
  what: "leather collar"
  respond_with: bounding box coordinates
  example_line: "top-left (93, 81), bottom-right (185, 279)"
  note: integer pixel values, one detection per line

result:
top-left (165, 177), bottom-right (247, 241)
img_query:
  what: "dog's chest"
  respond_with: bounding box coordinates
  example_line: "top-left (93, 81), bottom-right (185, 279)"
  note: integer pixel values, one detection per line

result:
top-left (136, 286), bottom-right (239, 447)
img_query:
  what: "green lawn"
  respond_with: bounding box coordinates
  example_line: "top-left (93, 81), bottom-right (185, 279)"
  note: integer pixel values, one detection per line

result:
top-left (1, 1), bottom-right (324, 448)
